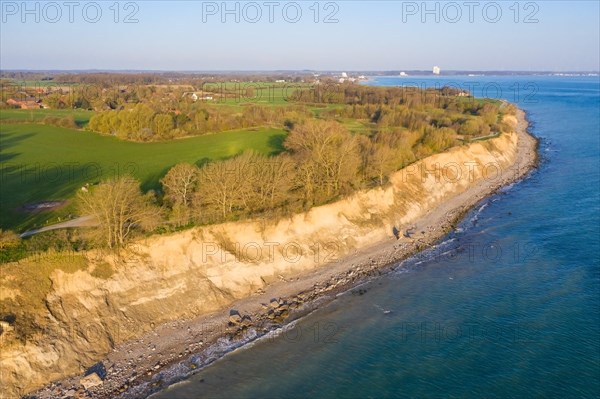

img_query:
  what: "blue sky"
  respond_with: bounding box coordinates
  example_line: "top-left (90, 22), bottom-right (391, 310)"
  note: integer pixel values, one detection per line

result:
top-left (1, 1), bottom-right (599, 71)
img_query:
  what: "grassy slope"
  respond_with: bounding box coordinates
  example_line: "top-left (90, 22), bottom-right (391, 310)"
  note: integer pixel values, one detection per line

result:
top-left (0, 123), bottom-right (286, 231)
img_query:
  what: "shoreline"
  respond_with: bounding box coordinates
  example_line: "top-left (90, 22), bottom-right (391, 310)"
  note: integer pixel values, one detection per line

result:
top-left (30, 109), bottom-right (539, 399)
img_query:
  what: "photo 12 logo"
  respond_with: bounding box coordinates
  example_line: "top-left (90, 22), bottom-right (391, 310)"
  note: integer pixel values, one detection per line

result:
top-left (201, 1), bottom-right (340, 23)
top-left (400, 1), bottom-right (540, 24)
top-left (1, 1), bottom-right (140, 23)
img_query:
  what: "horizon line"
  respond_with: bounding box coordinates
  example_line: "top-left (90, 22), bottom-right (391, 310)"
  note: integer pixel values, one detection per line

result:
top-left (2, 69), bottom-right (599, 74)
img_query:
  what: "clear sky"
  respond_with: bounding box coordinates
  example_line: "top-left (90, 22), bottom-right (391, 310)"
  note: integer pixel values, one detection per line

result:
top-left (1, 0), bottom-right (599, 71)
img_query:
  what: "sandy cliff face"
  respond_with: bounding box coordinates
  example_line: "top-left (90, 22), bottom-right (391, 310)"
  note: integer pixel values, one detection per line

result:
top-left (0, 130), bottom-right (519, 398)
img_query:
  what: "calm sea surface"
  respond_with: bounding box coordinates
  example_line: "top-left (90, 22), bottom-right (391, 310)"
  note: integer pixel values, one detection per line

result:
top-left (154, 76), bottom-right (600, 399)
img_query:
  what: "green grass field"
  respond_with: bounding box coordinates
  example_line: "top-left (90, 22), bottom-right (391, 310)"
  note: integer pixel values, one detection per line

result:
top-left (0, 123), bottom-right (286, 231)
top-left (0, 108), bottom-right (94, 126)
top-left (207, 82), bottom-right (313, 105)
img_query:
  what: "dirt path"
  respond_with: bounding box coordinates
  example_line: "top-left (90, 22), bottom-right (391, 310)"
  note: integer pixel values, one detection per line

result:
top-left (19, 215), bottom-right (97, 238)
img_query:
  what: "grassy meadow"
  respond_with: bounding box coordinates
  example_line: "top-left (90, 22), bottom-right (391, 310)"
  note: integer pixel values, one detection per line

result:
top-left (209, 81), bottom-right (313, 105)
top-left (0, 120), bottom-right (286, 231)
top-left (0, 108), bottom-right (94, 126)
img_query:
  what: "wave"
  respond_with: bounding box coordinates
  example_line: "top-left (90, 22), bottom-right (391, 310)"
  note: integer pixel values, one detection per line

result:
top-left (470, 203), bottom-right (489, 224)
top-left (392, 237), bottom-right (461, 273)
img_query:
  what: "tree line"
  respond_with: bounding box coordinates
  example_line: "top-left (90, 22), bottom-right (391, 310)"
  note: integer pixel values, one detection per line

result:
top-left (87, 103), bottom-right (311, 141)
top-left (75, 104), bottom-right (511, 250)
top-left (84, 85), bottom-right (507, 142)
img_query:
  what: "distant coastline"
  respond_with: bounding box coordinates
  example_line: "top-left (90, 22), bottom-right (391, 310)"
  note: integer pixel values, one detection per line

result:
top-left (2, 69), bottom-right (598, 76)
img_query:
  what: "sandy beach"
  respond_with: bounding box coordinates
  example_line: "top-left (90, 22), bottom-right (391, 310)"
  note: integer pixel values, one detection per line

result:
top-left (30, 109), bottom-right (538, 399)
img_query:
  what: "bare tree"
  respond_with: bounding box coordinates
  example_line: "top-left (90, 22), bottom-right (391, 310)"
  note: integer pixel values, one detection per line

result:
top-left (237, 152), bottom-right (296, 213)
top-left (160, 163), bottom-right (199, 207)
top-left (195, 151), bottom-right (295, 220)
top-left (195, 158), bottom-right (240, 220)
top-left (285, 120), bottom-right (360, 205)
top-left (78, 176), bottom-right (161, 249)
top-left (253, 154), bottom-right (296, 210)
top-left (366, 142), bottom-right (397, 185)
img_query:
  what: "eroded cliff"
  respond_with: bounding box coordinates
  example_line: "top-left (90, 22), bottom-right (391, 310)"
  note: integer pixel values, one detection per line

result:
top-left (0, 126), bottom-right (521, 398)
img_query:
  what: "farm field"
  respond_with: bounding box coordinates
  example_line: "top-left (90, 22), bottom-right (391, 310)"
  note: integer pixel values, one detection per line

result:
top-left (207, 81), bottom-right (310, 104)
top-left (0, 122), bottom-right (286, 231)
top-left (0, 108), bottom-right (94, 126)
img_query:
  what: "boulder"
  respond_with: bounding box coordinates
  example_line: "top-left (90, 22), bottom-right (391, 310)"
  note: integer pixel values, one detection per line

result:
top-left (229, 309), bottom-right (242, 324)
top-left (278, 304), bottom-right (290, 312)
top-left (85, 362), bottom-right (107, 380)
top-left (240, 315), bottom-right (252, 327)
top-left (80, 372), bottom-right (103, 390)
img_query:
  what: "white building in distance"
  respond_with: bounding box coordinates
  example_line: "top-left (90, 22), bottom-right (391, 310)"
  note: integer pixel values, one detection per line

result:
top-left (432, 66), bottom-right (441, 75)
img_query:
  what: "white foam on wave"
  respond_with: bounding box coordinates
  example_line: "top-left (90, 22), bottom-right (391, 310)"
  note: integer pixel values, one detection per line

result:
top-left (240, 320), bottom-right (301, 351)
top-left (468, 203), bottom-right (489, 224)
top-left (392, 236), bottom-right (461, 273)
